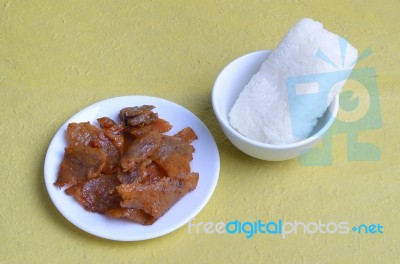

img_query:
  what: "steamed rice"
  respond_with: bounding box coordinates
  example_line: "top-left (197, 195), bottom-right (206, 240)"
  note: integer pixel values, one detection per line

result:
top-left (229, 18), bottom-right (358, 144)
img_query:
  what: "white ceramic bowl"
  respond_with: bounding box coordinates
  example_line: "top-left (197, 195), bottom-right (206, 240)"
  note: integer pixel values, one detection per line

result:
top-left (212, 50), bottom-right (339, 161)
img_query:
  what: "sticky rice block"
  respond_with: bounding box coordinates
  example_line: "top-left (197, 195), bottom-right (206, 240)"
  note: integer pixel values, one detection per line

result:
top-left (229, 18), bottom-right (358, 144)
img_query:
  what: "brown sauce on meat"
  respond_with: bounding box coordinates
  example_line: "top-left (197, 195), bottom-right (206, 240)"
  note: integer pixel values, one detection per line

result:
top-left (55, 105), bottom-right (198, 225)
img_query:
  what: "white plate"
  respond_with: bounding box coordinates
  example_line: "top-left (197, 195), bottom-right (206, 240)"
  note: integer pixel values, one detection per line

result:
top-left (44, 96), bottom-right (220, 241)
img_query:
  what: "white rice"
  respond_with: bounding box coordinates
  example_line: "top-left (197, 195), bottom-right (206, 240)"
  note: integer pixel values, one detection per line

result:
top-left (229, 18), bottom-right (358, 144)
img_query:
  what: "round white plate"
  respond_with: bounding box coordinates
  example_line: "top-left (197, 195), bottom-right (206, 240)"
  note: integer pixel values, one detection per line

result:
top-left (44, 96), bottom-right (220, 241)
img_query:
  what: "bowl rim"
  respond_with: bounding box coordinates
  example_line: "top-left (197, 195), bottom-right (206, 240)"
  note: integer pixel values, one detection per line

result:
top-left (212, 50), bottom-right (339, 150)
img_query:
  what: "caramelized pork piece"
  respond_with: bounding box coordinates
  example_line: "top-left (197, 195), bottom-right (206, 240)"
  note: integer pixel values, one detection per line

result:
top-left (117, 160), bottom-right (148, 184)
top-left (151, 133), bottom-right (196, 179)
top-left (122, 132), bottom-right (136, 153)
top-left (97, 117), bottom-right (124, 154)
top-left (141, 162), bottom-right (167, 185)
top-left (119, 105), bottom-right (158, 127)
top-left (66, 122), bottom-right (98, 147)
top-left (70, 174), bottom-right (121, 213)
top-left (118, 160), bottom-right (167, 184)
top-left (120, 131), bottom-right (162, 172)
top-left (55, 145), bottom-right (106, 187)
top-left (66, 122), bottom-right (120, 174)
top-left (117, 173), bottom-right (199, 220)
top-left (124, 118), bottom-right (172, 138)
top-left (105, 208), bottom-right (155, 225)
top-left (175, 127), bottom-right (198, 144)
top-left (117, 161), bottom-right (167, 185)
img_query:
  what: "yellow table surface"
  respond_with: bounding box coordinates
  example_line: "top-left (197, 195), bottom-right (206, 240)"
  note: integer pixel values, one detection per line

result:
top-left (1, 0), bottom-right (399, 263)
